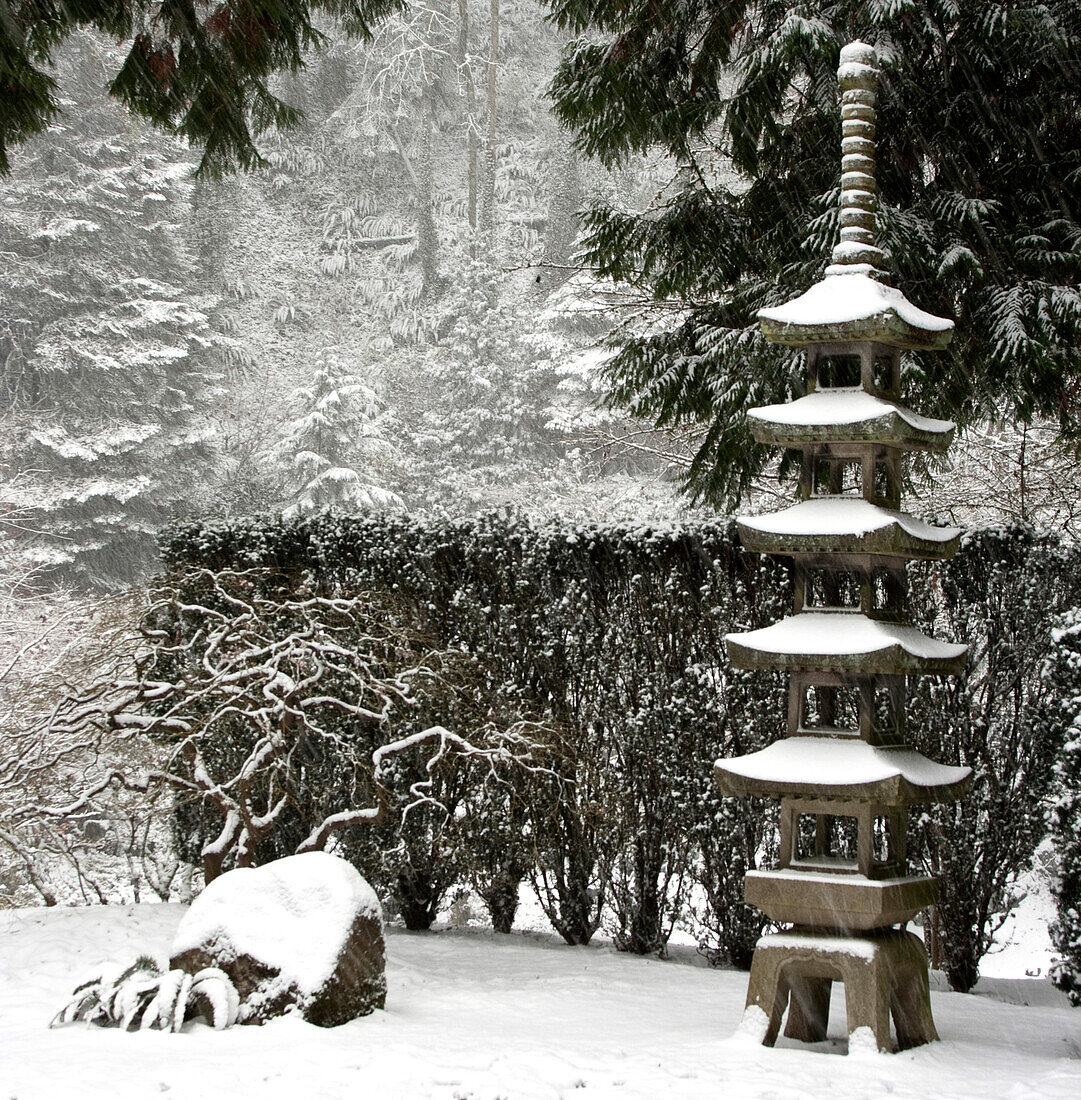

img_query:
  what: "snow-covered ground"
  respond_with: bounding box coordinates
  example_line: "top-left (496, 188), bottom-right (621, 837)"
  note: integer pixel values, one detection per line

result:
top-left (1, 903), bottom-right (1077, 1100)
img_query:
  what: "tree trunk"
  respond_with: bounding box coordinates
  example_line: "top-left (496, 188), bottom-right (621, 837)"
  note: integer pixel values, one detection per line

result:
top-left (927, 906), bottom-right (945, 970)
top-left (417, 89), bottom-right (441, 300)
top-left (623, 836), bottom-right (664, 955)
top-left (479, 861), bottom-right (524, 933)
top-left (478, 0), bottom-right (498, 246)
top-left (458, 0), bottom-right (478, 237)
top-left (542, 134), bottom-right (582, 274)
top-left (203, 848), bottom-right (225, 884)
top-left (396, 866), bottom-right (440, 930)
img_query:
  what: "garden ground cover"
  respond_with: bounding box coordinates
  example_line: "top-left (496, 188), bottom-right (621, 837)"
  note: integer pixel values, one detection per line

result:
top-left (1, 902), bottom-right (1077, 1099)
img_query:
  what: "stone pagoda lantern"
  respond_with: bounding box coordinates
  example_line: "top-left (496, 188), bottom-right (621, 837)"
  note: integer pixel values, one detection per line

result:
top-left (715, 41), bottom-right (972, 1053)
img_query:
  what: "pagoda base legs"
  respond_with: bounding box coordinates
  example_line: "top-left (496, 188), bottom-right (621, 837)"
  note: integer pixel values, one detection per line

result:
top-left (743, 927), bottom-right (938, 1053)
top-left (784, 975), bottom-right (832, 1042)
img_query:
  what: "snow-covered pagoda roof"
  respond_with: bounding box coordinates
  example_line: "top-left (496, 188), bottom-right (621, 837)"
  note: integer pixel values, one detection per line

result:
top-left (747, 387), bottom-right (954, 451)
top-left (726, 612), bottom-right (967, 675)
top-left (754, 40), bottom-right (954, 351)
top-left (715, 737), bottom-right (972, 803)
top-left (757, 271), bottom-right (954, 350)
top-left (738, 497), bottom-right (960, 560)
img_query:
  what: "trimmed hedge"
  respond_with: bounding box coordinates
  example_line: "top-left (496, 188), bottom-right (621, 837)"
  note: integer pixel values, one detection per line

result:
top-left (160, 514), bottom-right (1081, 980)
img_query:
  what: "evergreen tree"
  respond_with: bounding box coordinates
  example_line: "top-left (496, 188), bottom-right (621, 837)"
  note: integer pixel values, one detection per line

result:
top-left (278, 345), bottom-right (403, 515)
top-left (0, 0), bottom-right (404, 177)
top-left (0, 35), bottom-right (224, 587)
top-left (548, 0), bottom-right (1081, 507)
top-left (403, 260), bottom-right (559, 507)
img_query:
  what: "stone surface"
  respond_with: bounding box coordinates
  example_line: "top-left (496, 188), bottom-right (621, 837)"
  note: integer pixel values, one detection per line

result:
top-left (725, 614), bottom-right (968, 676)
top-left (756, 272), bottom-right (954, 349)
top-left (715, 737), bottom-right (972, 804)
top-left (716, 39), bottom-right (968, 1055)
top-left (746, 388), bottom-right (955, 451)
top-left (745, 928), bottom-right (938, 1052)
top-left (743, 870), bottom-right (937, 931)
top-left (170, 853), bottom-right (386, 1027)
top-left (737, 498), bottom-right (960, 560)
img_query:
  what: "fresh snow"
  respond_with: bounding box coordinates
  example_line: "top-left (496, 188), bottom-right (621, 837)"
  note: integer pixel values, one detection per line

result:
top-left (739, 496), bottom-right (960, 541)
top-left (2, 903), bottom-right (1078, 1099)
top-left (758, 930), bottom-right (879, 959)
top-left (717, 737), bottom-right (971, 790)
top-left (726, 613), bottom-right (968, 661)
top-left (170, 853), bottom-right (380, 999)
top-left (749, 870), bottom-right (933, 891)
top-left (758, 272), bottom-right (953, 333)
top-left (748, 387), bottom-right (954, 434)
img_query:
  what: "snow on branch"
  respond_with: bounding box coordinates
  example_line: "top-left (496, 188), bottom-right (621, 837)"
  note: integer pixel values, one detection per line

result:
top-left (8, 567), bottom-right (545, 885)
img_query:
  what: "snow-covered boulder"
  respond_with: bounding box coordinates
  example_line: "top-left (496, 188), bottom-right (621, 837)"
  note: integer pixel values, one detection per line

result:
top-left (169, 852), bottom-right (386, 1027)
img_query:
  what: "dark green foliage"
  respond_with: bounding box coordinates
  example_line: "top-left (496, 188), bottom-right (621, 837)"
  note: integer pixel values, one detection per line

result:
top-left (0, 0), bottom-right (404, 178)
top-left (162, 511), bottom-right (786, 957)
top-left (548, 0), bottom-right (746, 165)
top-left (1040, 609), bottom-right (1081, 1004)
top-left (907, 526), bottom-right (1081, 992)
top-left (550, 0), bottom-right (1081, 507)
top-left (159, 514), bottom-right (1076, 972)
top-left (359, 646), bottom-right (513, 931)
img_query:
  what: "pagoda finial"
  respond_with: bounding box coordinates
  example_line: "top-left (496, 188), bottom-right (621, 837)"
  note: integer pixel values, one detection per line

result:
top-left (826, 41), bottom-right (888, 279)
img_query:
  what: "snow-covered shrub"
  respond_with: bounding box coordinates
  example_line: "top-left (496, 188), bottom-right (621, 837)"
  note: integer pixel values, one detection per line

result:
top-left (35, 561), bottom-right (533, 900)
top-left (157, 514), bottom-right (1080, 975)
top-left (908, 526), bottom-right (1081, 992)
top-left (1040, 609), bottom-right (1081, 1004)
top-left (160, 512), bottom-right (785, 956)
top-left (0, 582), bottom-right (197, 909)
top-left (51, 956), bottom-right (239, 1032)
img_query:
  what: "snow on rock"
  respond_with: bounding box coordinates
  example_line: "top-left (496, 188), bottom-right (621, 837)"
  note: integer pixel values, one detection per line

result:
top-left (170, 852), bottom-right (385, 1027)
top-left (758, 271), bottom-right (953, 333)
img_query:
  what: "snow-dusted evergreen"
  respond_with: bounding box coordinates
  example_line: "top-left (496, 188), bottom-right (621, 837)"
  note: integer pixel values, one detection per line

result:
top-left (549, 0), bottom-right (1081, 507)
top-left (278, 346), bottom-right (403, 515)
top-left (1041, 609), bottom-right (1081, 1003)
top-left (0, 36), bottom-right (224, 588)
